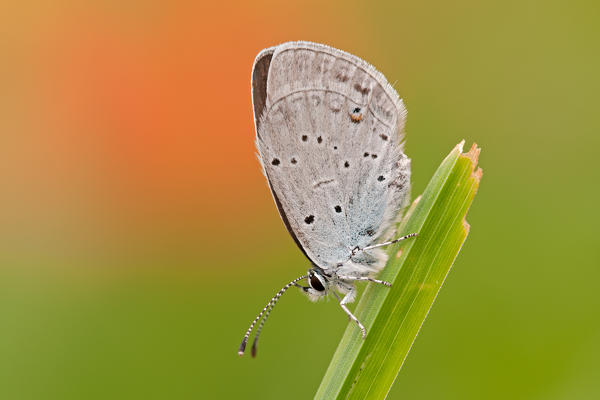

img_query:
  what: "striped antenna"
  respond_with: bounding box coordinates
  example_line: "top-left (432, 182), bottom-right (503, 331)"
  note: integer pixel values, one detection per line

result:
top-left (238, 274), bottom-right (308, 357)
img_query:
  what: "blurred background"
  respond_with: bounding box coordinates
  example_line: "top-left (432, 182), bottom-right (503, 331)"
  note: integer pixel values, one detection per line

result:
top-left (1, 1), bottom-right (598, 399)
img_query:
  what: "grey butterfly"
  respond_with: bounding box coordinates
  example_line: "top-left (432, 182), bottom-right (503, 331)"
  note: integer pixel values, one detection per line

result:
top-left (239, 41), bottom-right (416, 357)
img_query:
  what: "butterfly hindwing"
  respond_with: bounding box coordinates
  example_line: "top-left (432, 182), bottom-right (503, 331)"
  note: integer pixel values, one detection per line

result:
top-left (253, 41), bottom-right (410, 272)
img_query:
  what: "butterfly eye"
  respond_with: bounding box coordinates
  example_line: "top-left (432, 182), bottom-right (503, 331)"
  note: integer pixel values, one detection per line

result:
top-left (309, 274), bottom-right (326, 292)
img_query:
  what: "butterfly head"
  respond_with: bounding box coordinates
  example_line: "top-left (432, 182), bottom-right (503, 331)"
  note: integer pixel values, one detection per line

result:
top-left (305, 268), bottom-right (329, 301)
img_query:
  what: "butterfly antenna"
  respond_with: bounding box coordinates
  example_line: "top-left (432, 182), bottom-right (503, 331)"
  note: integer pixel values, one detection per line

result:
top-left (238, 274), bottom-right (308, 357)
top-left (250, 301), bottom-right (274, 357)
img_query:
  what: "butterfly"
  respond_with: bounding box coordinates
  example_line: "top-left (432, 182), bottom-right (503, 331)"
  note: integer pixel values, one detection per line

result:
top-left (239, 41), bottom-right (416, 357)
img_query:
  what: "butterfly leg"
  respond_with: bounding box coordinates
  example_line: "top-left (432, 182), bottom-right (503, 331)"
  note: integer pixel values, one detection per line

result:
top-left (351, 233), bottom-right (418, 257)
top-left (338, 276), bottom-right (392, 287)
top-left (362, 233), bottom-right (418, 252)
top-left (333, 289), bottom-right (367, 339)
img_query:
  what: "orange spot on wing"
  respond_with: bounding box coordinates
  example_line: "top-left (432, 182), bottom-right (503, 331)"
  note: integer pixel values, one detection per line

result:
top-left (350, 114), bottom-right (363, 123)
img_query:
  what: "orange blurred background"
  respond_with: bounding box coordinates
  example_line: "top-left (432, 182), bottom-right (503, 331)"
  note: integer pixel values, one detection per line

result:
top-left (2, 1), bottom-right (384, 269)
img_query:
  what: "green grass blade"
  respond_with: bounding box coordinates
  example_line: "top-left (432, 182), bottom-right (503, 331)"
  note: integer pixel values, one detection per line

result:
top-left (315, 141), bottom-right (482, 399)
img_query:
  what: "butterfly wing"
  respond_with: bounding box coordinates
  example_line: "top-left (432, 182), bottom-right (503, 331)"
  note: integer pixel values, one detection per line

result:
top-left (252, 41), bottom-right (410, 273)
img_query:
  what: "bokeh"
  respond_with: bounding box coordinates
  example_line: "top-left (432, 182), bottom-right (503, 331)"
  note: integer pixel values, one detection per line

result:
top-left (1, 1), bottom-right (598, 399)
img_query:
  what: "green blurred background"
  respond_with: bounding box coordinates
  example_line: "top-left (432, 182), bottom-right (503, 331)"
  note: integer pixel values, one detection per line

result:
top-left (1, 1), bottom-right (598, 399)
